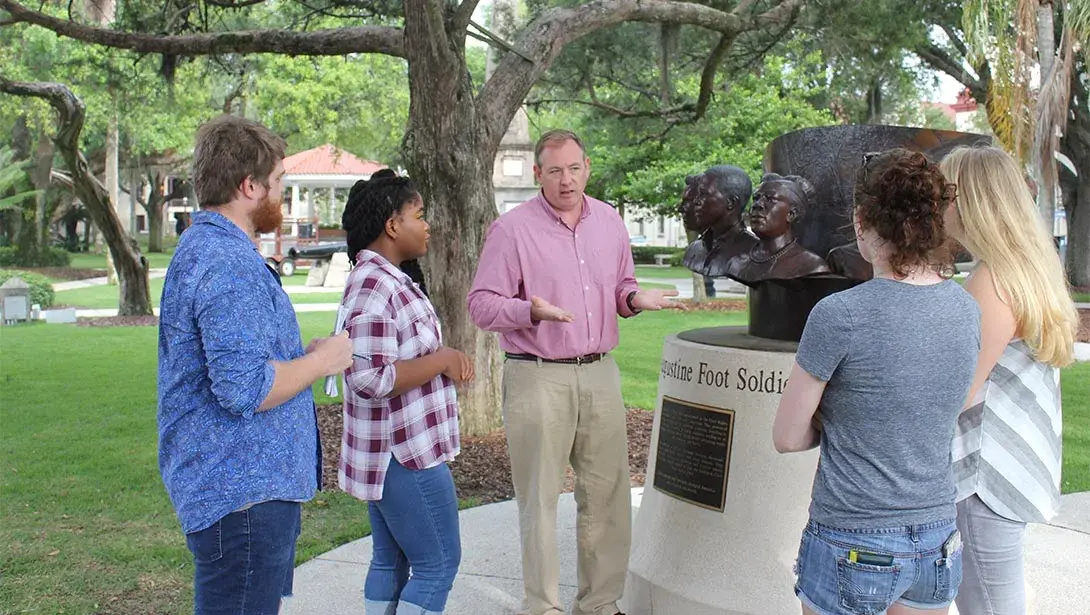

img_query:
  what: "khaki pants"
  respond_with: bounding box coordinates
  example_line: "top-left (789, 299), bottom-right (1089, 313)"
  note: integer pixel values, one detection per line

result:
top-left (502, 355), bottom-right (632, 615)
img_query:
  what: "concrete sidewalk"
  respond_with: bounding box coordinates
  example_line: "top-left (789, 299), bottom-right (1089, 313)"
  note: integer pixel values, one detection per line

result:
top-left (52, 268), bottom-right (168, 291)
top-left (283, 490), bottom-right (1090, 615)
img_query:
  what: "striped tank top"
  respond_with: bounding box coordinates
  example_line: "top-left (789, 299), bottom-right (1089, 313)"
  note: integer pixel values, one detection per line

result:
top-left (952, 339), bottom-right (1062, 523)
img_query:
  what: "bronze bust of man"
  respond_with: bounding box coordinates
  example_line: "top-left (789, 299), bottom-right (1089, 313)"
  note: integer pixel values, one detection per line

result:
top-left (826, 241), bottom-right (873, 280)
top-left (724, 173), bottom-right (831, 285)
top-left (680, 166), bottom-right (758, 278)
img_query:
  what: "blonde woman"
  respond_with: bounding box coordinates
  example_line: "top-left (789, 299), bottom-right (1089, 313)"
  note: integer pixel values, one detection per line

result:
top-left (940, 146), bottom-right (1079, 615)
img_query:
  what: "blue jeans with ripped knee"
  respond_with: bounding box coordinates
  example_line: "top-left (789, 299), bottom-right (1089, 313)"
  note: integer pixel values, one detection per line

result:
top-left (364, 459), bottom-right (461, 615)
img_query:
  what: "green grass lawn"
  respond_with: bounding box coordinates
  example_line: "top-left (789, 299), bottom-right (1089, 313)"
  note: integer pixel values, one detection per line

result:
top-left (1061, 362), bottom-right (1090, 494)
top-left (0, 314), bottom-right (368, 613)
top-left (613, 311), bottom-right (746, 409)
top-left (1073, 291), bottom-right (1090, 303)
top-left (55, 278), bottom-right (168, 309)
top-left (1, 310), bottom-right (1087, 613)
top-left (53, 277), bottom-right (342, 309)
top-left (67, 249), bottom-right (176, 271)
top-left (634, 265), bottom-right (693, 279)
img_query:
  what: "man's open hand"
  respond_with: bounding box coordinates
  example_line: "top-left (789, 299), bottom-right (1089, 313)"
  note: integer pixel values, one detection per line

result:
top-left (631, 288), bottom-right (686, 311)
top-left (530, 296), bottom-right (575, 323)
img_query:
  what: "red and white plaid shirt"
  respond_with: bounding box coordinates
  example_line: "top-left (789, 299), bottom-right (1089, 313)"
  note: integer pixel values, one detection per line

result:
top-left (338, 250), bottom-right (460, 501)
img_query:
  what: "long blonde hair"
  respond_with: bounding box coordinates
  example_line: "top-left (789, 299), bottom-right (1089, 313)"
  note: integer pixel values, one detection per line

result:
top-left (940, 146), bottom-right (1078, 367)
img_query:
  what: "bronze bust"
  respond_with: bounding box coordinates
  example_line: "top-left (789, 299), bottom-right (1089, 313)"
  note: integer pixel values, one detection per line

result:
top-left (724, 173), bottom-right (831, 285)
top-left (826, 241), bottom-right (873, 280)
top-left (680, 166), bottom-right (758, 278)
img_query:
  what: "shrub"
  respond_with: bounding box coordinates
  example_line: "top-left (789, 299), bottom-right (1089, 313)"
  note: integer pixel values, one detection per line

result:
top-left (0, 269), bottom-right (55, 308)
top-left (0, 246), bottom-right (71, 267)
top-left (40, 247), bottom-right (71, 267)
top-left (630, 245), bottom-right (685, 265)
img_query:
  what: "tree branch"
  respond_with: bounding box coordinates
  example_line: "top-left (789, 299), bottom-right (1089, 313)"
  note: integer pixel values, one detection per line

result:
top-left (403, 0), bottom-right (458, 100)
top-left (0, 0), bottom-right (407, 57)
top-left (50, 169), bottom-right (75, 191)
top-left (689, 32), bottom-right (735, 123)
top-left (0, 77), bottom-right (154, 314)
top-left (205, 0), bottom-right (268, 7)
top-left (453, 0), bottom-right (482, 35)
top-left (527, 96), bottom-right (695, 118)
top-left (478, 0), bottom-right (803, 149)
top-left (468, 19), bottom-right (532, 62)
top-left (940, 24), bottom-right (969, 58)
top-left (914, 42), bottom-right (987, 102)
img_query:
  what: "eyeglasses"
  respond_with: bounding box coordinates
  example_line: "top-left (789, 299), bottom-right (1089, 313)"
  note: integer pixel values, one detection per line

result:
top-left (860, 151), bottom-right (882, 175)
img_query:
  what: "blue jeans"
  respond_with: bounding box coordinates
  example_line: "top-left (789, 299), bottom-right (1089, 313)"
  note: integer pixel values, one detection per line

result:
top-left (365, 459), bottom-right (461, 615)
top-left (794, 518), bottom-right (963, 615)
top-left (185, 500), bottom-right (301, 615)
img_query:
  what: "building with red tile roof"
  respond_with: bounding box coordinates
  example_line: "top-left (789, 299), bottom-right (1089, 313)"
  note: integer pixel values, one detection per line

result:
top-left (280, 145), bottom-right (389, 232)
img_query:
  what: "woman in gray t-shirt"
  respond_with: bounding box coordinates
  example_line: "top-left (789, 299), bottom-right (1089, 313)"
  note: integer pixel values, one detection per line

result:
top-left (773, 148), bottom-right (981, 615)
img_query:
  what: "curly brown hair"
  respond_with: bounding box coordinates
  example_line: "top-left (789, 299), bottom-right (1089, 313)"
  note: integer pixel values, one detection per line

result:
top-left (853, 148), bottom-right (957, 278)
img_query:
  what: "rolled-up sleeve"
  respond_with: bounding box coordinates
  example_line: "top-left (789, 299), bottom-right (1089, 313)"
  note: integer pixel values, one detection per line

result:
top-left (345, 310), bottom-right (399, 399)
top-left (467, 219), bottom-right (534, 331)
top-left (615, 219), bottom-right (640, 318)
top-left (194, 268), bottom-right (276, 418)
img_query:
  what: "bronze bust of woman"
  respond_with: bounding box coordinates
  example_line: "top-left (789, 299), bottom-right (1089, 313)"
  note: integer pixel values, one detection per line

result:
top-left (680, 165), bottom-right (758, 278)
top-left (724, 173), bottom-right (830, 285)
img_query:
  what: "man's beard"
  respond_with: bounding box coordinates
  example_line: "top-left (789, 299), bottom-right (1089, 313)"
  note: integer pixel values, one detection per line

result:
top-left (251, 194), bottom-right (283, 234)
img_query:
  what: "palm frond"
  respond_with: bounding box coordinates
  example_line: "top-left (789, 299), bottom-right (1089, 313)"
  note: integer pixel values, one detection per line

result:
top-left (0, 145), bottom-right (40, 210)
top-left (1065, 0), bottom-right (1090, 47)
top-left (0, 190), bottom-right (43, 211)
top-left (1035, 28), bottom-right (1075, 205)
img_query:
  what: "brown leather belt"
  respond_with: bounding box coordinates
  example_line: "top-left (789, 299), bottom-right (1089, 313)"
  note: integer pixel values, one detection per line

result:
top-left (505, 352), bottom-right (605, 366)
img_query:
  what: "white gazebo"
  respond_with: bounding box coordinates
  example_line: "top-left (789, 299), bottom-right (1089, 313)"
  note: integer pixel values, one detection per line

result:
top-left (281, 144), bottom-right (388, 238)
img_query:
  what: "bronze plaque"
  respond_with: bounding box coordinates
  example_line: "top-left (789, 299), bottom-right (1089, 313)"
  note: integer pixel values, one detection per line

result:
top-left (652, 396), bottom-right (735, 512)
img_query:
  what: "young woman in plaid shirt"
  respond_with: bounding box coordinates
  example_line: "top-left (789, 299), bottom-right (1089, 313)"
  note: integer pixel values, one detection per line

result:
top-left (339, 173), bottom-right (474, 615)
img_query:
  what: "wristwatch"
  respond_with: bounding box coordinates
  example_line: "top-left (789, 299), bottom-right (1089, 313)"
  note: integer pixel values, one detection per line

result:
top-left (626, 290), bottom-right (640, 314)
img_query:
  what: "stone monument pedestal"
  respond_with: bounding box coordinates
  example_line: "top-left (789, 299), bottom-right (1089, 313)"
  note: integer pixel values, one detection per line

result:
top-left (322, 252), bottom-right (351, 289)
top-left (306, 258), bottom-right (331, 287)
top-left (621, 328), bottom-right (818, 615)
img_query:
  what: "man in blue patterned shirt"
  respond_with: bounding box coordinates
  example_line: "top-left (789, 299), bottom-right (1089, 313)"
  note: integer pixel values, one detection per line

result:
top-left (158, 115), bottom-right (352, 614)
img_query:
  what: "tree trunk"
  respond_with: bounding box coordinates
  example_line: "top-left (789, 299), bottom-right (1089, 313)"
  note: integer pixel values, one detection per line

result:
top-left (19, 135), bottom-right (53, 261)
top-left (404, 0), bottom-right (503, 436)
top-left (148, 202), bottom-right (164, 252)
top-left (866, 80), bottom-right (883, 124)
top-left (686, 230), bottom-right (707, 302)
top-left (0, 79), bottom-right (153, 315)
top-left (1034, 2), bottom-right (1058, 229)
top-left (144, 169), bottom-right (166, 252)
top-left (1066, 172), bottom-right (1090, 288)
top-left (33, 138), bottom-right (49, 251)
top-left (1060, 52), bottom-right (1088, 288)
top-left (104, 110), bottom-right (120, 284)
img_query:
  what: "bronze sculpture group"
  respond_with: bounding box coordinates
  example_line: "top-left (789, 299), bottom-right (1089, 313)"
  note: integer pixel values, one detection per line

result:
top-left (675, 126), bottom-right (991, 341)
top-left (679, 166), bottom-right (864, 288)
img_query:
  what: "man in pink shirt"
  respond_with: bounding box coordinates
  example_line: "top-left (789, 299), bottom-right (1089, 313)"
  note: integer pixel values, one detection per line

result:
top-left (468, 130), bottom-right (679, 615)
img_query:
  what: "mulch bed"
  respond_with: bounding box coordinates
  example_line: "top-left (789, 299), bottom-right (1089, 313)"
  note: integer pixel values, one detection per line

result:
top-left (76, 315), bottom-right (159, 327)
top-left (678, 298), bottom-right (747, 312)
top-left (316, 403), bottom-right (653, 504)
top-left (30, 267), bottom-right (109, 281)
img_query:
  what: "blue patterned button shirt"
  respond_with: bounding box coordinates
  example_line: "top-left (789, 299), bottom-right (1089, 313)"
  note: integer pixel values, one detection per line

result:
top-left (157, 210), bottom-right (319, 534)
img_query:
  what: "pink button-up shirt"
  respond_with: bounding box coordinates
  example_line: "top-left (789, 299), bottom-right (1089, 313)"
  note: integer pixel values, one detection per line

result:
top-left (467, 192), bottom-right (640, 359)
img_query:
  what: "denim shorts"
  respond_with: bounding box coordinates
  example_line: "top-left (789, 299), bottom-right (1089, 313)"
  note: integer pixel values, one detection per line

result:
top-left (793, 518), bottom-right (963, 615)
